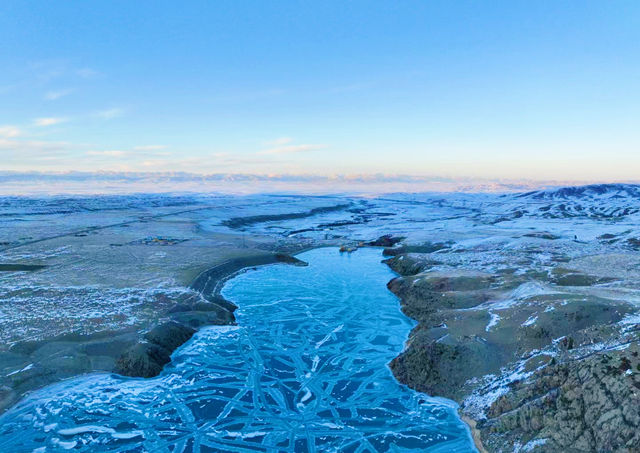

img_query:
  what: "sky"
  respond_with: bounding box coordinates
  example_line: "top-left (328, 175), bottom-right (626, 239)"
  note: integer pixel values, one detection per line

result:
top-left (1, 1), bottom-right (640, 182)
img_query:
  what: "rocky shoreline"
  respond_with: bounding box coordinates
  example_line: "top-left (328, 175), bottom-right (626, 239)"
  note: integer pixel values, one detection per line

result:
top-left (383, 242), bottom-right (640, 452)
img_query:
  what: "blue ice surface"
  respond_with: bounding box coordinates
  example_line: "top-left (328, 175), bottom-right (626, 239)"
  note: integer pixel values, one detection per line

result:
top-left (0, 247), bottom-right (477, 452)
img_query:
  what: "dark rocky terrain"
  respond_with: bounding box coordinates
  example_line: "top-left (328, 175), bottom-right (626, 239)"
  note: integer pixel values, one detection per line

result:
top-left (381, 185), bottom-right (640, 452)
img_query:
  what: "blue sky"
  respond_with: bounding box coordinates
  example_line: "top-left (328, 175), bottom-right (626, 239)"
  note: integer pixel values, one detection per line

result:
top-left (1, 1), bottom-right (639, 181)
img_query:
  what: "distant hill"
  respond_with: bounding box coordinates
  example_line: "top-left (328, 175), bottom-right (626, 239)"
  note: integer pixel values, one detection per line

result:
top-left (517, 183), bottom-right (640, 201)
top-left (492, 184), bottom-right (640, 220)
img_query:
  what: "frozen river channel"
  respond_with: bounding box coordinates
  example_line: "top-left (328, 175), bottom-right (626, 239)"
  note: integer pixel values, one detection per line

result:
top-left (0, 247), bottom-right (476, 452)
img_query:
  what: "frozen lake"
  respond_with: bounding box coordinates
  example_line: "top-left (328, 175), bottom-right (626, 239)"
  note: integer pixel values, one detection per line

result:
top-left (0, 248), bottom-right (475, 452)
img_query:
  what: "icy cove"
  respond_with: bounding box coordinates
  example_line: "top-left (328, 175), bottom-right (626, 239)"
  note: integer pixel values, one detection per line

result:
top-left (0, 247), bottom-right (475, 452)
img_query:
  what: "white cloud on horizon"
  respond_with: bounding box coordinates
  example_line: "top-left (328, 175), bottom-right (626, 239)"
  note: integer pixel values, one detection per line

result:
top-left (0, 125), bottom-right (22, 138)
top-left (0, 169), bottom-right (612, 197)
top-left (86, 150), bottom-right (128, 157)
top-left (0, 138), bottom-right (75, 166)
top-left (131, 151), bottom-right (283, 172)
top-left (259, 143), bottom-right (326, 155)
top-left (133, 145), bottom-right (167, 151)
top-left (86, 146), bottom-right (172, 159)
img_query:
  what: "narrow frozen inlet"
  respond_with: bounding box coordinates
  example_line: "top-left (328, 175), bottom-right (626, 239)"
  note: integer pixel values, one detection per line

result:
top-left (0, 248), bottom-right (476, 452)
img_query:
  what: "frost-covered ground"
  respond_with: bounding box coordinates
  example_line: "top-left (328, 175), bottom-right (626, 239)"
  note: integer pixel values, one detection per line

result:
top-left (1, 184), bottom-right (640, 451)
top-left (0, 194), bottom-right (347, 347)
top-left (0, 194), bottom-right (353, 412)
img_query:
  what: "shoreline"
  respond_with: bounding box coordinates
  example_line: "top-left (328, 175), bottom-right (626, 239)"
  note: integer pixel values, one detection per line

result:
top-left (191, 247), bottom-right (318, 297)
top-left (460, 414), bottom-right (488, 453)
top-left (381, 241), bottom-right (640, 451)
top-left (381, 253), bottom-right (489, 452)
top-left (381, 251), bottom-right (487, 453)
top-left (111, 252), bottom-right (310, 378)
top-left (0, 251), bottom-right (309, 416)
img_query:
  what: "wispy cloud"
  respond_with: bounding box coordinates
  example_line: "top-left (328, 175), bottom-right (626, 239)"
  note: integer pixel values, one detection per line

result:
top-left (45, 89), bottom-right (73, 101)
top-left (95, 107), bottom-right (124, 119)
top-left (86, 146), bottom-right (169, 158)
top-left (77, 68), bottom-right (99, 78)
top-left (86, 150), bottom-right (127, 157)
top-left (0, 137), bottom-right (73, 159)
top-left (259, 143), bottom-right (325, 155)
top-left (0, 125), bottom-right (21, 138)
top-left (133, 145), bottom-right (167, 151)
top-left (0, 123), bottom-right (76, 167)
top-left (264, 137), bottom-right (293, 146)
top-left (29, 59), bottom-right (66, 83)
top-left (259, 137), bottom-right (326, 155)
top-left (34, 117), bottom-right (68, 127)
top-left (128, 152), bottom-right (278, 172)
top-left (326, 80), bottom-right (377, 94)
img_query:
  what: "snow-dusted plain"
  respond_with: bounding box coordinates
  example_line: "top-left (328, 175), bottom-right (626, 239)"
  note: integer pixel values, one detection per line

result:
top-left (1, 183), bottom-right (639, 451)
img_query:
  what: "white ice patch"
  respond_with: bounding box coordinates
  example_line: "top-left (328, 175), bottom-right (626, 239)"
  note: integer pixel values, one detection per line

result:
top-left (300, 388), bottom-right (313, 403)
top-left (58, 425), bottom-right (115, 436)
top-left (522, 315), bottom-right (538, 327)
top-left (52, 439), bottom-right (77, 450)
top-left (225, 431), bottom-right (267, 439)
top-left (112, 430), bottom-right (145, 440)
top-left (311, 355), bottom-right (320, 372)
top-left (315, 324), bottom-right (344, 349)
